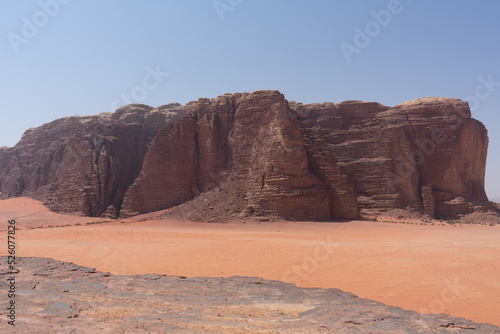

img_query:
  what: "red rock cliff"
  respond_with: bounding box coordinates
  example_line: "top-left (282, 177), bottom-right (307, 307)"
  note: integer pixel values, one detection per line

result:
top-left (121, 91), bottom-right (359, 220)
top-left (294, 96), bottom-right (490, 219)
top-left (0, 104), bottom-right (182, 216)
top-left (0, 91), bottom-right (494, 221)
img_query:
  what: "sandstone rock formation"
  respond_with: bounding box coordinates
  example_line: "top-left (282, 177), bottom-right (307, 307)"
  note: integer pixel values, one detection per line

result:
top-left (123, 91), bottom-right (495, 221)
top-left (293, 96), bottom-right (493, 219)
top-left (121, 91), bottom-right (359, 220)
top-left (1, 256), bottom-right (498, 333)
top-left (0, 104), bottom-right (183, 216)
top-left (0, 90), bottom-right (497, 221)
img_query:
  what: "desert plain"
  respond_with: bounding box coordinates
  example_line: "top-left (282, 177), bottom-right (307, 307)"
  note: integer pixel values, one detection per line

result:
top-left (1, 197), bottom-right (499, 327)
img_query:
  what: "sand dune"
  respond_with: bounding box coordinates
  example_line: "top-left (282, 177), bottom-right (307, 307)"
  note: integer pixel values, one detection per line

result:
top-left (1, 197), bottom-right (499, 326)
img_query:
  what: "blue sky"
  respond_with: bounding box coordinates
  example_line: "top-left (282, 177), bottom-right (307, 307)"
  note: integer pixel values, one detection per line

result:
top-left (1, 0), bottom-right (499, 199)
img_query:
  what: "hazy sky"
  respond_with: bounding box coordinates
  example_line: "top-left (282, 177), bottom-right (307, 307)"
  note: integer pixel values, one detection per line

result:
top-left (1, 0), bottom-right (499, 199)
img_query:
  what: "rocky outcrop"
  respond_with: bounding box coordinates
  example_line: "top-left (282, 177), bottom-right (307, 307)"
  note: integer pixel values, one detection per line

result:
top-left (392, 98), bottom-right (489, 218)
top-left (121, 91), bottom-right (357, 220)
top-left (1, 90), bottom-right (495, 221)
top-left (122, 92), bottom-right (493, 221)
top-left (0, 104), bottom-right (183, 216)
top-left (294, 100), bottom-right (421, 217)
top-left (293, 97), bottom-right (493, 219)
top-left (2, 256), bottom-right (498, 333)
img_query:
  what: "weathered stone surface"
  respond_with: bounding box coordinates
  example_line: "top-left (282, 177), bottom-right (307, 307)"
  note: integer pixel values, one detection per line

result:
top-left (1, 256), bottom-right (498, 333)
top-left (245, 98), bottom-right (330, 220)
top-left (0, 104), bottom-right (183, 216)
top-left (421, 185), bottom-right (436, 217)
top-left (293, 96), bottom-right (494, 220)
top-left (1, 91), bottom-right (496, 221)
top-left (122, 91), bottom-right (358, 220)
top-left (294, 100), bottom-right (422, 218)
top-left (392, 98), bottom-right (488, 217)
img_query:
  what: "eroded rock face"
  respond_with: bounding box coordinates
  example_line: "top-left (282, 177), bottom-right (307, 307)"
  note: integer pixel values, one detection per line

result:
top-left (0, 91), bottom-right (494, 220)
top-left (294, 100), bottom-right (421, 217)
top-left (391, 98), bottom-right (488, 216)
top-left (121, 91), bottom-right (357, 220)
top-left (294, 96), bottom-right (492, 219)
top-left (0, 104), bottom-right (183, 216)
top-left (122, 92), bottom-right (493, 221)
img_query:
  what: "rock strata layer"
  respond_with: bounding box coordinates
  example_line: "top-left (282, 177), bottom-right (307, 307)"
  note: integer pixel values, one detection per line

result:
top-left (1, 90), bottom-right (497, 221)
top-left (1, 256), bottom-right (498, 333)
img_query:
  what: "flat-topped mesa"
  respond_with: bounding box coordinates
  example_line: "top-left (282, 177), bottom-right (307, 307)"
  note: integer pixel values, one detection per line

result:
top-left (0, 90), bottom-right (495, 221)
top-left (0, 104), bottom-right (183, 217)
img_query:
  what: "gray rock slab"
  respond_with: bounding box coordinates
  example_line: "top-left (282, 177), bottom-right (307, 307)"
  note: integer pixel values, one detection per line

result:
top-left (0, 256), bottom-right (498, 333)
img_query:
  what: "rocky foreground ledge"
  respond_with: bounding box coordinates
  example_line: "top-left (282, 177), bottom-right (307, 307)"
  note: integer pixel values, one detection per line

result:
top-left (0, 257), bottom-right (498, 333)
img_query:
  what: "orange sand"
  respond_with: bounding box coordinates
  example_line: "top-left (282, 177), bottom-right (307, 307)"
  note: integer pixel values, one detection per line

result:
top-left (1, 198), bottom-right (499, 326)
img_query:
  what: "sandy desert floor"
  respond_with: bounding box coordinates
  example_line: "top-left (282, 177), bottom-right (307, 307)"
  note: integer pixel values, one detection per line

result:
top-left (1, 197), bottom-right (499, 327)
